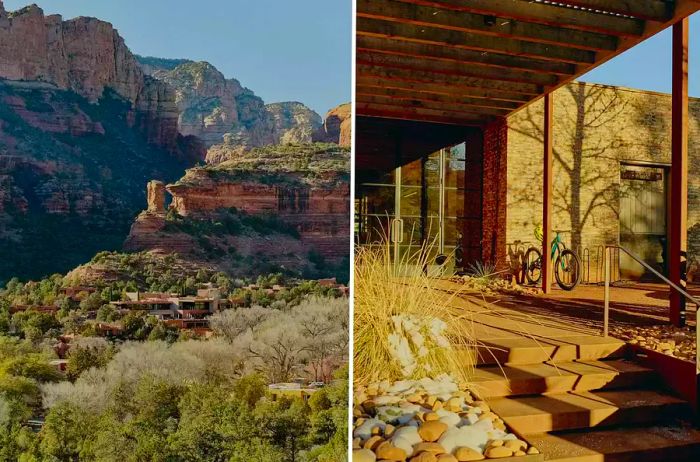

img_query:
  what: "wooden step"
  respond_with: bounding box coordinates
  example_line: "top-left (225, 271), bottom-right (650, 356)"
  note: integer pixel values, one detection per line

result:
top-left (526, 424), bottom-right (700, 462)
top-left (474, 336), bottom-right (627, 366)
top-left (489, 389), bottom-right (691, 434)
top-left (473, 360), bottom-right (657, 398)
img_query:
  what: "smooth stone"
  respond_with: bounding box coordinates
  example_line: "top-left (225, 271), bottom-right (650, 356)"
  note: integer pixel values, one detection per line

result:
top-left (389, 380), bottom-right (416, 394)
top-left (453, 447), bottom-right (485, 461)
top-left (504, 440), bottom-right (527, 452)
top-left (419, 421), bottom-right (448, 442)
top-left (354, 419), bottom-right (386, 440)
top-left (353, 449), bottom-right (377, 462)
top-left (425, 412), bottom-right (441, 422)
top-left (413, 442), bottom-right (445, 455)
top-left (435, 409), bottom-right (461, 427)
top-left (410, 453), bottom-right (437, 462)
top-left (488, 440), bottom-right (503, 448)
top-left (392, 436), bottom-right (415, 457)
top-left (526, 447), bottom-right (539, 455)
top-left (513, 450), bottom-right (526, 456)
top-left (438, 427), bottom-right (486, 454)
top-left (354, 438), bottom-right (362, 449)
top-left (385, 424), bottom-right (396, 437)
top-left (364, 436), bottom-right (385, 450)
top-left (484, 447), bottom-right (513, 459)
top-left (376, 441), bottom-right (408, 461)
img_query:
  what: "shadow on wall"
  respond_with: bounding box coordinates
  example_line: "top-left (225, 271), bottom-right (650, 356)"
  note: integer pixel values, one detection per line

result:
top-left (504, 82), bottom-right (688, 281)
top-left (509, 82), bottom-right (625, 252)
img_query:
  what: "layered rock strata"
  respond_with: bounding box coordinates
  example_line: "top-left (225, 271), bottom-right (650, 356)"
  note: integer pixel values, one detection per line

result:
top-left (0, 2), bottom-right (179, 150)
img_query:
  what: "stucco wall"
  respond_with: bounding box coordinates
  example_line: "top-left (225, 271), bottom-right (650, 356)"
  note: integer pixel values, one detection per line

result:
top-left (505, 81), bottom-right (700, 281)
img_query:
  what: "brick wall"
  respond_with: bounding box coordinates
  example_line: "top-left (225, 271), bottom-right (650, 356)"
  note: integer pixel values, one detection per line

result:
top-left (503, 81), bottom-right (700, 280)
top-left (482, 118), bottom-right (508, 267)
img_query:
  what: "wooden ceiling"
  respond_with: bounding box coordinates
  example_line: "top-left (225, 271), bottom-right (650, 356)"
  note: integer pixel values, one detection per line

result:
top-left (356, 0), bottom-right (700, 127)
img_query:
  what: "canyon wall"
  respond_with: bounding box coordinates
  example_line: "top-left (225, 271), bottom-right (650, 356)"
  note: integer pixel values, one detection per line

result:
top-left (137, 57), bottom-right (323, 153)
top-left (0, 2), bottom-right (179, 150)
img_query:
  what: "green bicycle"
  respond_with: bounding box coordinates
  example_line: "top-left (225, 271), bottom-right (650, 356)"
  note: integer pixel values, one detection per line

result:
top-left (523, 227), bottom-right (581, 291)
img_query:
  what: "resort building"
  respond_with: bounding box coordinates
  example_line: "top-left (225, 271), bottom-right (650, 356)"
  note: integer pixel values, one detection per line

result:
top-left (110, 287), bottom-right (229, 325)
top-left (354, 2), bottom-right (700, 459)
top-left (357, 82), bottom-right (700, 283)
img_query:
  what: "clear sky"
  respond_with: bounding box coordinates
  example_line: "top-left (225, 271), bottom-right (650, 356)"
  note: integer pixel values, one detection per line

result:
top-left (579, 13), bottom-right (700, 96)
top-left (3, 0), bottom-right (351, 115)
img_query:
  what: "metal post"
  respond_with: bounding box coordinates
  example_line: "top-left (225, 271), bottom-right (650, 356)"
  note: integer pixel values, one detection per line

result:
top-left (542, 94), bottom-right (553, 294)
top-left (604, 246), bottom-right (610, 337)
top-left (670, 18), bottom-right (689, 327)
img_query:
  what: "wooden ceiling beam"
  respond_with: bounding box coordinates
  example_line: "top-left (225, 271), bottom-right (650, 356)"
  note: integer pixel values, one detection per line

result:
top-left (358, 0), bottom-right (619, 51)
top-left (391, 0), bottom-right (645, 36)
top-left (358, 99), bottom-right (497, 121)
top-left (357, 17), bottom-right (597, 64)
top-left (357, 36), bottom-right (577, 76)
top-left (357, 51), bottom-right (560, 86)
top-left (357, 85), bottom-right (522, 110)
top-left (357, 104), bottom-right (490, 126)
top-left (356, 76), bottom-right (533, 103)
top-left (358, 64), bottom-right (543, 95)
top-left (357, 93), bottom-right (512, 117)
top-left (557, 0), bottom-right (674, 22)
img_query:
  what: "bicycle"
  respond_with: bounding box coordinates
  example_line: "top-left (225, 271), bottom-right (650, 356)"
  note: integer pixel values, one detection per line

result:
top-left (523, 227), bottom-right (581, 291)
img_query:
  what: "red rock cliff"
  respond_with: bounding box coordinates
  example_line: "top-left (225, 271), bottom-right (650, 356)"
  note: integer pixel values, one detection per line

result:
top-left (0, 2), bottom-right (178, 150)
top-left (313, 103), bottom-right (351, 147)
top-left (125, 144), bottom-right (350, 266)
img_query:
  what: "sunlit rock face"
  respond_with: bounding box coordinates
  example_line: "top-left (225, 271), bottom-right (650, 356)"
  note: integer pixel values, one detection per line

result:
top-left (137, 57), bottom-right (323, 154)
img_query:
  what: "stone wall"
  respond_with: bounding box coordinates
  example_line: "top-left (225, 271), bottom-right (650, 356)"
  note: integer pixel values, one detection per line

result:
top-left (504, 81), bottom-right (700, 280)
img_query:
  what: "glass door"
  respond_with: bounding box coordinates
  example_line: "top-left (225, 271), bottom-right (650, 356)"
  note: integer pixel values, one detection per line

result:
top-left (356, 142), bottom-right (467, 275)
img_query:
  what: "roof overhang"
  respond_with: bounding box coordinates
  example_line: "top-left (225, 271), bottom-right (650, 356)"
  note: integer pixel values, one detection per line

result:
top-left (356, 0), bottom-right (700, 126)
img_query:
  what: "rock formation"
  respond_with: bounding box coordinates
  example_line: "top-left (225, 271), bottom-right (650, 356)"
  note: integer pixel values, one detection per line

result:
top-left (313, 103), bottom-right (351, 147)
top-left (147, 180), bottom-right (166, 213)
top-left (125, 144), bottom-right (350, 276)
top-left (0, 2), bottom-right (179, 151)
top-left (135, 56), bottom-right (324, 155)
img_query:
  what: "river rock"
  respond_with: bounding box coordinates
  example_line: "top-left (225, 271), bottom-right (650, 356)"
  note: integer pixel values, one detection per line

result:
top-left (419, 421), bottom-right (448, 442)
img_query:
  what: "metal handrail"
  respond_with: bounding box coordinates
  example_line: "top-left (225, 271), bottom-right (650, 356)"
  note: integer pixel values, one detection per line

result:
top-left (604, 245), bottom-right (699, 373)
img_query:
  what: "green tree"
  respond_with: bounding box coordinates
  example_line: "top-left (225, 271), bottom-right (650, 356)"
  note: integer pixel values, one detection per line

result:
top-left (39, 402), bottom-right (97, 461)
top-left (66, 345), bottom-right (114, 382)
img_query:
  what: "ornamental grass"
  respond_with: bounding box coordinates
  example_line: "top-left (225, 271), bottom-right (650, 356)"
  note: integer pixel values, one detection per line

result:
top-left (353, 234), bottom-right (477, 386)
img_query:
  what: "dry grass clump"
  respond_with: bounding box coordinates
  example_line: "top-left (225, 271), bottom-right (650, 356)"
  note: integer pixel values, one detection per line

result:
top-left (354, 239), bottom-right (476, 386)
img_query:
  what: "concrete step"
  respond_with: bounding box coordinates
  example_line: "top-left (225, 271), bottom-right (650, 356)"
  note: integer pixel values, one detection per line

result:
top-left (473, 359), bottom-right (657, 398)
top-left (489, 389), bottom-right (691, 434)
top-left (526, 424), bottom-right (700, 462)
top-left (474, 336), bottom-right (627, 366)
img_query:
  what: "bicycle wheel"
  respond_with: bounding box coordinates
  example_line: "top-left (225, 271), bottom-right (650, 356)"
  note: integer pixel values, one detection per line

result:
top-left (523, 247), bottom-right (542, 285)
top-left (555, 249), bottom-right (581, 291)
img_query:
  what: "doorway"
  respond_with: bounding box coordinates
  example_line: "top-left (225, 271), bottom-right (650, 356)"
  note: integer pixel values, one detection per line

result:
top-left (355, 143), bottom-right (467, 274)
top-left (619, 163), bottom-right (668, 280)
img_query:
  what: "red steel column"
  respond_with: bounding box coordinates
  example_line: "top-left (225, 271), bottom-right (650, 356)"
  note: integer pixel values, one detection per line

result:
top-left (542, 94), bottom-right (553, 294)
top-left (670, 18), bottom-right (688, 327)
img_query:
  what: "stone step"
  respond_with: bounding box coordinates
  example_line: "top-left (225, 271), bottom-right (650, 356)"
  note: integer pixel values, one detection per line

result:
top-left (526, 424), bottom-right (700, 462)
top-left (473, 336), bottom-right (627, 366)
top-left (488, 389), bottom-right (691, 434)
top-left (472, 359), bottom-right (657, 398)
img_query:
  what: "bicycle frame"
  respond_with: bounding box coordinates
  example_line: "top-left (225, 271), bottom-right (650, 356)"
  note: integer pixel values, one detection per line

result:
top-left (550, 233), bottom-right (566, 266)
